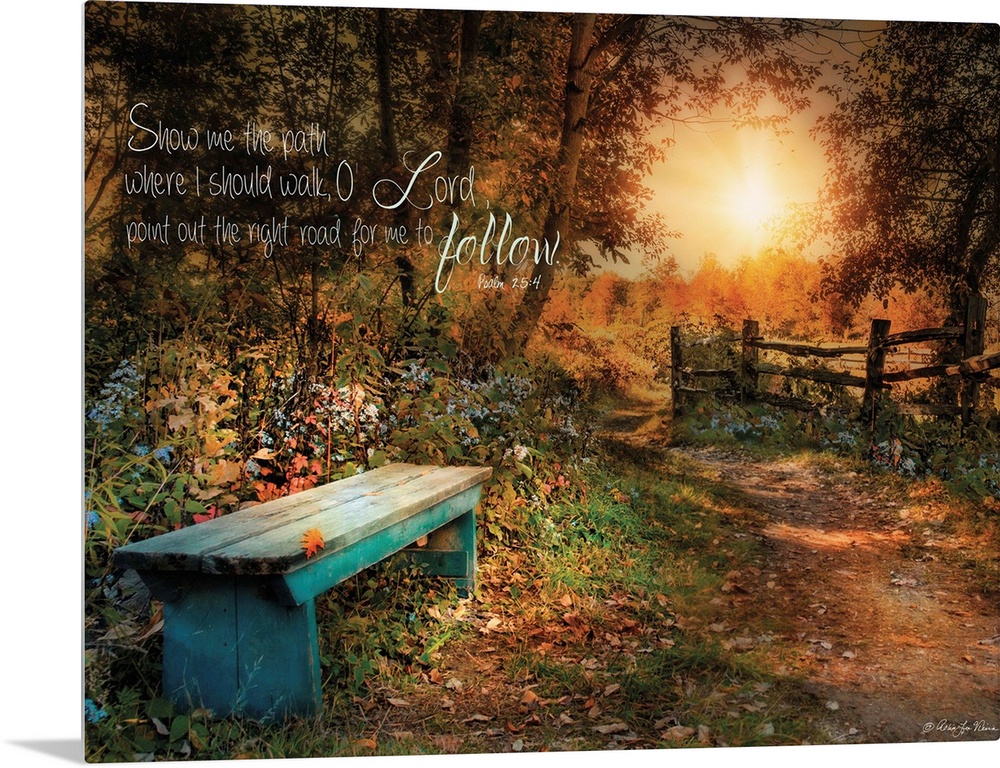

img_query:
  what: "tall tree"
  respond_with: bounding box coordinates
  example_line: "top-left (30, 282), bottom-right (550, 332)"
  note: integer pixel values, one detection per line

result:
top-left (816, 22), bottom-right (999, 313)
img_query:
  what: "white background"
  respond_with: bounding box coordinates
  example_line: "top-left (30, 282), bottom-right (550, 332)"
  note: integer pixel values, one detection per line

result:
top-left (2, 1), bottom-right (996, 766)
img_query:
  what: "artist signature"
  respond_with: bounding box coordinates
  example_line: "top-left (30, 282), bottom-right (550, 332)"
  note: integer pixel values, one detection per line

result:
top-left (922, 719), bottom-right (999, 737)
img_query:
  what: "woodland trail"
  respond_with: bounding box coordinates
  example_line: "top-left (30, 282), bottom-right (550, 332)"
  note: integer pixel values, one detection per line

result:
top-left (674, 445), bottom-right (999, 743)
top-left (609, 394), bottom-right (1000, 743)
top-left (344, 397), bottom-right (998, 754)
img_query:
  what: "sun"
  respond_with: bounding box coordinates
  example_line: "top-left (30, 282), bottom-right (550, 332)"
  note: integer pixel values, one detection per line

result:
top-left (727, 166), bottom-right (782, 233)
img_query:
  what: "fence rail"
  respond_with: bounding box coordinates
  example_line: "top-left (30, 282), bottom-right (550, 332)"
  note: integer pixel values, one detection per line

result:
top-left (670, 294), bottom-right (998, 426)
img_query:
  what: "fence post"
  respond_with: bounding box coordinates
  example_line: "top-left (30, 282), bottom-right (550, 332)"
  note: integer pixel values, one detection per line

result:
top-left (741, 319), bottom-right (759, 402)
top-left (962, 293), bottom-right (987, 423)
top-left (670, 326), bottom-right (683, 417)
top-left (862, 318), bottom-right (892, 427)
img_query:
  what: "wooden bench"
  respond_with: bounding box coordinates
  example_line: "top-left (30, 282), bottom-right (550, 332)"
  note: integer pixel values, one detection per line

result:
top-left (113, 463), bottom-right (491, 721)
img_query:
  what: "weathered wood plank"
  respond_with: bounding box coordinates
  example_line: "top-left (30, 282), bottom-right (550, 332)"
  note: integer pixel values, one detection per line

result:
top-left (883, 326), bottom-right (963, 346)
top-left (114, 463), bottom-right (433, 571)
top-left (274, 492), bottom-right (481, 605)
top-left (688, 368), bottom-right (737, 378)
top-left (862, 319), bottom-right (893, 420)
top-left (896, 403), bottom-right (962, 417)
top-left (882, 351), bottom-right (1000, 383)
top-left (153, 572), bottom-right (322, 719)
top-left (676, 385), bottom-right (712, 395)
top-left (203, 471), bottom-right (488, 575)
top-left (748, 340), bottom-right (869, 358)
top-left (882, 364), bottom-right (951, 383)
top-left (115, 464), bottom-right (491, 573)
top-left (755, 362), bottom-right (867, 388)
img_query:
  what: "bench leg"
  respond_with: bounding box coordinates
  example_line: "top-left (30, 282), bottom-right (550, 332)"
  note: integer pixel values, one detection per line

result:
top-left (148, 573), bottom-right (322, 720)
top-left (402, 506), bottom-right (477, 596)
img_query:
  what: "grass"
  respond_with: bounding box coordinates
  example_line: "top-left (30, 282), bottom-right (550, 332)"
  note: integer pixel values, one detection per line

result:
top-left (99, 415), bottom-right (1000, 759)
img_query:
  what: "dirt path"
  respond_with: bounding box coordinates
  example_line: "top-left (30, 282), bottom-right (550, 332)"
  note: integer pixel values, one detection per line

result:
top-left (673, 446), bottom-right (999, 743)
top-left (351, 400), bottom-right (997, 753)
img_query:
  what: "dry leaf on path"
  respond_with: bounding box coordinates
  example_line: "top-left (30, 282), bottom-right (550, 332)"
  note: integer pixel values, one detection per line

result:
top-left (592, 722), bottom-right (630, 735)
top-left (662, 725), bottom-right (695, 741)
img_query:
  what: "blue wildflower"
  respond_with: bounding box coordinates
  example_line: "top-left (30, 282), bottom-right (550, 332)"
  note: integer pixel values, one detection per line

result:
top-left (133, 444), bottom-right (150, 457)
top-left (86, 510), bottom-right (99, 529)
top-left (153, 446), bottom-right (173, 463)
top-left (245, 458), bottom-right (261, 477)
top-left (84, 699), bottom-right (108, 724)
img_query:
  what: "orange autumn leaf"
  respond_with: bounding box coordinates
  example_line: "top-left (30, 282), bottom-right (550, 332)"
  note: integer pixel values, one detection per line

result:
top-left (301, 528), bottom-right (325, 558)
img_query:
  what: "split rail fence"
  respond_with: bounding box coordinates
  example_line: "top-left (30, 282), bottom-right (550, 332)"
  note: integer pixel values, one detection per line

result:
top-left (670, 294), bottom-right (999, 426)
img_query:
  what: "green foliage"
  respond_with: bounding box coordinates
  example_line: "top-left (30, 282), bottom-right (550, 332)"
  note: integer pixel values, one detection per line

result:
top-left (678, 396), bottom-right (1000, 502)
top-left (319, 562), bottom-right (463, 696)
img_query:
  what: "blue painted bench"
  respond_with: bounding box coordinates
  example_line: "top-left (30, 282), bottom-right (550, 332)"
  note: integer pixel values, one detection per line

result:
top-left (113, 463), bottom-right (491, 721)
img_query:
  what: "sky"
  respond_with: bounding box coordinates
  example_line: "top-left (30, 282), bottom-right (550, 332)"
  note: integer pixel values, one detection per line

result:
top-left (640, 107), bottom-right (831, 277)
top-left (616, 22), bottom-right (882, 280)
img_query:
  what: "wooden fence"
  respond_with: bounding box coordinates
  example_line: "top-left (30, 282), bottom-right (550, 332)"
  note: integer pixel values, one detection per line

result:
top-left (670, 294), bottom-right (999, 426)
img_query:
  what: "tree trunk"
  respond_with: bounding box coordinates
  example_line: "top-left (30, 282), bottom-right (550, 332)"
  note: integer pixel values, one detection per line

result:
top-left (505, 14), bottom-right (597, 356)
top-left (446, 11), bottom-right (483, 182)
top-left (375, 9), bottom-right (415, 305)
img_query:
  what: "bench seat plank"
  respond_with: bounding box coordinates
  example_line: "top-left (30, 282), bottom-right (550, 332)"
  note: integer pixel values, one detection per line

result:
top-left (114, 464), bottom-right (489, 575)
top-left (203, 467), bottom-right (490, 575)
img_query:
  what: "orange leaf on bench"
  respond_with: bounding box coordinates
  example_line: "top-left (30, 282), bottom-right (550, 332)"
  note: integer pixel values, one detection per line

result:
top-left (301, 528), bottom-right (325, 558)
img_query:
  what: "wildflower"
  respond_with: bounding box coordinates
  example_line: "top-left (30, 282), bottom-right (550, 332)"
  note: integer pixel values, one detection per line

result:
top-left (84, 699), bottom-right (108, 724)
top-left (86, 360), bottom-right (142, 429)
top-left (133, 444), bottom-right (150, 457)
top-left (245, 458), bottom-right (261, 477)
top-left (153, 446), bottom-right (174, 463)
top-left (85, 510), bottom-right (99, 529)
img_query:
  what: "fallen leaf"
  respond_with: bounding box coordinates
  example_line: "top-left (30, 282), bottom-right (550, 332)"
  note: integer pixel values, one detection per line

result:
top-left (603, 683), bottom-right (620, 697)
top-left (150, 717), bottom-right (170, 737)
top-left (300, 528), bottom-right (325, 559)
top-left (592, 722), bottom-right (630, 735)
top-left (354, 738), bottom-right (377, 750)
top-left (826, 701), bottom-right (840, 711)
top-left (387, 698), bottom-right (410, 707)
top-left (562, 612), bottom-right (588, 631)
top-left (430, 735), bottom-right (463, 753)
top-left (521, 689), bottom-right (540, 706)
top-left (662, 725), bottom-right (695, 741)
top-left (463, 714), bottom-right (492, 723)
top-left (390, 731), bottom-right (414, 740)
top-left (512, 738), bottom-right (524, 752)
top-left (697, 725), bottom-right (713, 745)
top-left (560, 594), bottom-right (573, 607)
